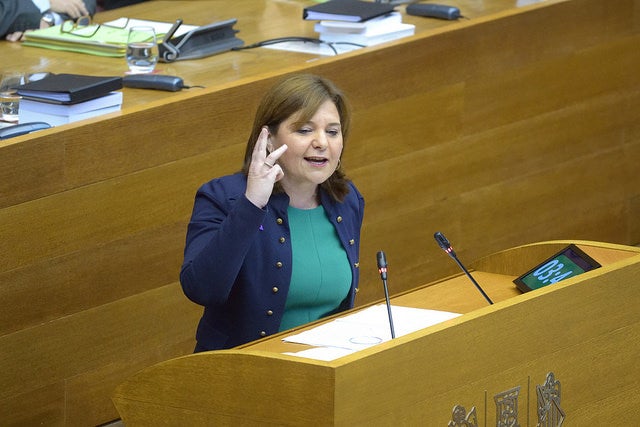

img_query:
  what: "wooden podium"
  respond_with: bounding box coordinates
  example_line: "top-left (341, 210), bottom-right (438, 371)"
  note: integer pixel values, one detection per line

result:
top-left (112, 241), bottom-right (640, 425)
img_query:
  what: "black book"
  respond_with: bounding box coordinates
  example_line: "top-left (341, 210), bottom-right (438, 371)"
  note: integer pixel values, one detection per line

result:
top-left (16, 74), bottom-right (123, 104)
top-left (303, 0), bottom-right (396, 22)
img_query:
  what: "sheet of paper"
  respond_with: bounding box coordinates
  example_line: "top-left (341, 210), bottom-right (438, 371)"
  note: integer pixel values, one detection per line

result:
top-left (103, 18), bottom-right (198, 38)
top-left (261, 40), bottom-right (361, 56)
top-left (283, 304), bottom-right (461, 359)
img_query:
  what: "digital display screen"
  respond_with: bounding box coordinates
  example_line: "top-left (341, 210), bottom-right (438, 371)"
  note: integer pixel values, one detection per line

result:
top-left (513, 244), bottom-right (601, 293)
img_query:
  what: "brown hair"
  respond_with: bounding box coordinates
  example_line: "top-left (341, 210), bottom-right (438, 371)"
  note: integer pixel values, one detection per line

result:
top-left (242, 74), bottom-right (352, 202)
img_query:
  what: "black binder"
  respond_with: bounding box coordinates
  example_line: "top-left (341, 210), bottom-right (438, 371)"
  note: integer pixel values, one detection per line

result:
top-left (303, 0), bottom-right (396, 22)
top-left (16, 74), bottom-right (122, 104)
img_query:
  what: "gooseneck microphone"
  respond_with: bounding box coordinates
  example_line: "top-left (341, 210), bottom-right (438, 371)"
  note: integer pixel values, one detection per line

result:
top-left (376, 251), bottom-right (396, 339)
top-left (433, 232), bottom-right (494, 305)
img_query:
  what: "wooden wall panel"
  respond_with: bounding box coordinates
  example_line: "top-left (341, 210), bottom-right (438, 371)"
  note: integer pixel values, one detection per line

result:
top-left (63, 86), bottom-right (257, 188)
top-left (0, 142), bottom-right (241, 335)
top-left (0, 283), bottom-right (200, 424)
top-left (0, 383), bottom-right (65, 426)
top-left (0, 134), bottom-right (64, 208)
top-left (0, 222), bottom-right (185, 335)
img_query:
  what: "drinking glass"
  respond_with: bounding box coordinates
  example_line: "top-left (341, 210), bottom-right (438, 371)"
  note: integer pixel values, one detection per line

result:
top-left (0, 73), bottom-right (26, 123)
top-left (126, 26), bottom-right (159, 74)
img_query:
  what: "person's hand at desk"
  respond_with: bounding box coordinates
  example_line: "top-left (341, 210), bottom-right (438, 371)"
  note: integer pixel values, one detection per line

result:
top-left (1, 0), bottom-right (96, 42)
top-left (50, 0), bottom-right (92, 20)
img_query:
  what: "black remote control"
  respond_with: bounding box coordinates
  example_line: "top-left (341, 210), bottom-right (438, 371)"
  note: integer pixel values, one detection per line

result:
top-left (406, 3), bottom-right (462, 20)
top-left (123, 74), bottom-right (185, 92)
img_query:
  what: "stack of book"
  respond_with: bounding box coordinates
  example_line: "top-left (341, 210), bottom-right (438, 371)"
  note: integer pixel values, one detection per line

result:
top-left (303, 0), bottom-right (415, 47)
top-left (315, 12), bottom-right (415, 47)
top-left (16, 73), bottom-right (123, 126)
top-left (19, 92), bottom-right (123, 126)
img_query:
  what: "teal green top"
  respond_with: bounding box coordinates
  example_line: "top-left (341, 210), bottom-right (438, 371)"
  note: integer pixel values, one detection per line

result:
top-left (279, 205), bottom-right (352, 332)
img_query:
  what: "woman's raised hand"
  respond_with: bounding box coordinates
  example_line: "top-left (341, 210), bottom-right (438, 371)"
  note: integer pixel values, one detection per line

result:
top-left (245, 127), bottom-right (287, 208)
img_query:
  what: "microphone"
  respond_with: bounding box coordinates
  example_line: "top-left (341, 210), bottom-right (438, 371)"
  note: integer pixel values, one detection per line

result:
top-left (433, 232), bottom-right (494, 305)
top-left (376, 251), bottom-right (396, 339)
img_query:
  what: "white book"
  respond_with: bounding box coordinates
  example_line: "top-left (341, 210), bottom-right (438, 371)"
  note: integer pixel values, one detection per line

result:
top-left (19, 105), bottom-right (122, 126)
top-left (318, 23), bottom-right (415, 47)
top-left (19, 91), bottom-right (123, 126)
top-left (314, 12), bottom-right (403, 36)
top-left (20, 91), bottom-right (123, 115)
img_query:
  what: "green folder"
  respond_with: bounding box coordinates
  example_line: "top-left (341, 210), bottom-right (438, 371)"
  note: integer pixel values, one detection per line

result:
top-left (23, 24), bottom-right (132, 57)
top-left (22, 19), bottom-right (178, 57)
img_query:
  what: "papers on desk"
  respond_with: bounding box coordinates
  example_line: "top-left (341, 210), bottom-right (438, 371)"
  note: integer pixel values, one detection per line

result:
top-left (283, 304), bottom-right (460, 361)
top-left (103, 18), bottom-right (197, 35)
top-left (267, 12), bottom-right (415, 56)
top-left (316, 12), bottom-right (415, 47)
top-left (22, 18), bottom-right (197, 57)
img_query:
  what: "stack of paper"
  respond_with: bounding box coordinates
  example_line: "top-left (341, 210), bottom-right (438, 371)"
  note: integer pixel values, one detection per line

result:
top-left (19, 91), bottom-right (123, 126)
top-left (264, 2), bottom-right (412, 56)
top-left (314, 12), bottom-right (415, 47)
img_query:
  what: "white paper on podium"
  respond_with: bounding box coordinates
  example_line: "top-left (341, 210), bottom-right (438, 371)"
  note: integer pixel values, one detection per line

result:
top-left (283, 304), bottom-right (460, 361)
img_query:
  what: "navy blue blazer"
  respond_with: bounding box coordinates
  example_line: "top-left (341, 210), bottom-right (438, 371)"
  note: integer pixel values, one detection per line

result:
top-left (180, 173), bottom-right (364, 351)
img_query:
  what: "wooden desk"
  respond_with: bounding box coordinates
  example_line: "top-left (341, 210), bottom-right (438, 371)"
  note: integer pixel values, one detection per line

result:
top-left (1, 0), bottom-right (639, 425)
top-left (112, 241), bottom-right (640, 425)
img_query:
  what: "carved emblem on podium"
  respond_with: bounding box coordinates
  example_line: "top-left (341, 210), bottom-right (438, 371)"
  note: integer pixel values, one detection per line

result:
top-left (536, 372), bottom-right (565, 426)
top-left (448, 405), bottom-right (478, 427)
top-left (494, 386), bottom-right (521, 427)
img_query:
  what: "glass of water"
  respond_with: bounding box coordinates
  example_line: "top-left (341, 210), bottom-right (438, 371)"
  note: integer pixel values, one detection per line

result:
top-left (0, 72), bottom-right (26, 123)
top-left (126, 26), bottom-right (158, 74)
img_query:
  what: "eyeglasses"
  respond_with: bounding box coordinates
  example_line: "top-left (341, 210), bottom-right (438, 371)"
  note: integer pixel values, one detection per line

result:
top-left (60, 16), bottom-right (129, 38)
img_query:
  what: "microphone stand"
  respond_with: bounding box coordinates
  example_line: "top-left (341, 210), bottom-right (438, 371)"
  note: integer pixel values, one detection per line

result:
top-left (382, 276), bottom-right (396, 339)
top-left (449, 251), bottom-right (493, 305)
top-left (377, 251), bottom-right (396, 339)
top-left (434, 232), bottom-right (494, 305)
